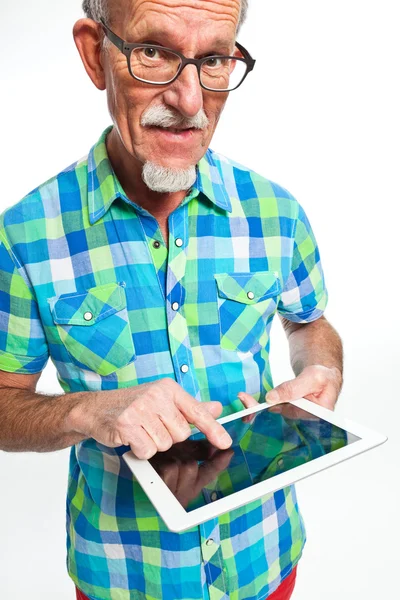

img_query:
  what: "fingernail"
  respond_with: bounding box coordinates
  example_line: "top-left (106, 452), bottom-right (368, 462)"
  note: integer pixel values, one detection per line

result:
top-left (266, 390), bottom-right (279, 404)
top-left (221, 432), bottom-right (232, 447)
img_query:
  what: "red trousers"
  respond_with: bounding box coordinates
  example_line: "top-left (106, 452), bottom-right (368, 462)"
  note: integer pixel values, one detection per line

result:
top-left (266, 566), bottom-right (297, 600)
top-left (75, 565), bottom-right (297, 600)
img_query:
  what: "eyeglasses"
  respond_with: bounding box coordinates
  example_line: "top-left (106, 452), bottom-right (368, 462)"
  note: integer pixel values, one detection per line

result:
top-left (99, 18), bottom-right (256, 92)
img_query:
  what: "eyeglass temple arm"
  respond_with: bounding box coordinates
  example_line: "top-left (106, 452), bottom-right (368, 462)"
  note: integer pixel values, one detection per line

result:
top-left (99, 17), bottom-right (125, 53)
top-left (235, 41), bottom-right (256, 71)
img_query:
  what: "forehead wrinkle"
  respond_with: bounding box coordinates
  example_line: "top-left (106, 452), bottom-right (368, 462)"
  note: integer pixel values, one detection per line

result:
top-left (129, 11), bottom-right (234, 52)
top-left (122, 0), bottom-right (241, 32)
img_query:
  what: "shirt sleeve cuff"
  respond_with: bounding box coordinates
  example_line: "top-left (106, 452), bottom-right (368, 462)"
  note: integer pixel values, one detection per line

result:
top-left (278, 288), bottom-right (328, 323)
top-left (0, 349), bottom-right (49, 374)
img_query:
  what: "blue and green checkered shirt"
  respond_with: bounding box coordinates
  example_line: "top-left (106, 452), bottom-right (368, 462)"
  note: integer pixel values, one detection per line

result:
top-left (0, 125), bottom-right (328, 600)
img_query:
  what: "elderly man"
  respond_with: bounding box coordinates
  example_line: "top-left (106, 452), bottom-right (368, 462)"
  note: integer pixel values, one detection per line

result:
top-left (0, 0), bottom-right (343, 599)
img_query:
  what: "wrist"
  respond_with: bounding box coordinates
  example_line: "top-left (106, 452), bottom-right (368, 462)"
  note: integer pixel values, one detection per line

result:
top-left (63, 393), bottom-right (90, 436)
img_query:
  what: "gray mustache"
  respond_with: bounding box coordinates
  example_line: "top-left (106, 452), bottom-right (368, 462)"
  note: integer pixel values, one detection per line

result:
top-left (141, 105), bottom-right (209, 130)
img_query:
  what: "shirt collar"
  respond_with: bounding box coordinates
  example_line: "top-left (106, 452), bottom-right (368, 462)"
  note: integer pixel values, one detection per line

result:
top-left (88, 126), bottom-right (232, 225)
top-left (191, 149), bottom-right (232, 213)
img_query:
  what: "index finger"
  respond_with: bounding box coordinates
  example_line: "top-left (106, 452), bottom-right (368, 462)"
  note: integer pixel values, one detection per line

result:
top-left (175, 392), bottom-right (232, 450)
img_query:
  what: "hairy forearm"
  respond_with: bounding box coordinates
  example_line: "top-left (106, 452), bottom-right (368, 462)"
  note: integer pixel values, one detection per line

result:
top-left (0, 388), bottom-right (88, 453)
top-left (283, 316), bottom-right (343, 383)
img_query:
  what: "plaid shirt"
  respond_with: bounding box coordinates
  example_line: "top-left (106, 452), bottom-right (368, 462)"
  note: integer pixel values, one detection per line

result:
top-left (0, 126), bottom-right (328, 600)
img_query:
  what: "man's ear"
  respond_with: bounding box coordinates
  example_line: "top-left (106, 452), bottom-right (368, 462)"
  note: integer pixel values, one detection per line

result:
top-left (73, 18), bottom-right (107, 90)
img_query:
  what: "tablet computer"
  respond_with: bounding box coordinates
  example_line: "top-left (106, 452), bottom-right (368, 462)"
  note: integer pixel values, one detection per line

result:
top-left (123, 399), bottom-right (387, 532)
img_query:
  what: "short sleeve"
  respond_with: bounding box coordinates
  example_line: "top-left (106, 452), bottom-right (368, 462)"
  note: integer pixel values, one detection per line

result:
top-left (0, 226), bottom-right (49, 374)
top-left (277, 203), bottom-right (328, 322)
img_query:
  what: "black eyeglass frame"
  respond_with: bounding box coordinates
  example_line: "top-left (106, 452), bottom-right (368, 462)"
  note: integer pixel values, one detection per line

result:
top-left (99, 18), bottom-right (256, 92)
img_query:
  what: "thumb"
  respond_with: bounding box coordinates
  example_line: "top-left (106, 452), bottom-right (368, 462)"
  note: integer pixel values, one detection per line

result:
top-left (266, 373), bottom-right (312, 404)
top-left (203, 401), bottom-right (224, 418)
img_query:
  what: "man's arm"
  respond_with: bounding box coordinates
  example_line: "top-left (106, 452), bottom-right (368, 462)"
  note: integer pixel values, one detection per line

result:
top-left (0, 370), bottom-right (243, 456)
top-left (0, 370), bottom-right (89, 452)
top-left (281, 315), bottom-right (343, 379)
top-left (266, 315), bottom-right (343, 410)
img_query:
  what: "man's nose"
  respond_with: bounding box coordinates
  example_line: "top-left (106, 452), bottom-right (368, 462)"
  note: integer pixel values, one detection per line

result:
top-left (162, 64), bottom-right (204, 119)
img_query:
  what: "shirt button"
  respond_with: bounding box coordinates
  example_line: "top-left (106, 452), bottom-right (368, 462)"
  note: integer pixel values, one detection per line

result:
top-left (153, 240), bottom-right (161, 249)
top-left (206, 538), bottom-right (214, 546)
top-left (211, 491), bottom-right (218, 501)
top-left (83, 311), bottom-right (93, 321)
top-left (172, 302), bottom-right (179, 311)
top-left (175, 238), bottom-right (183, 247)
top-left (247, 291), bottom-right (255, 300)
top-left (180, 364), bottom-right (189, 373)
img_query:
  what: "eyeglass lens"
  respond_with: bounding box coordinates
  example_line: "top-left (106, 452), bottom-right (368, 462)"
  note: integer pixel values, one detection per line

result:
top-left (130, 47), bottom-right (247, 90)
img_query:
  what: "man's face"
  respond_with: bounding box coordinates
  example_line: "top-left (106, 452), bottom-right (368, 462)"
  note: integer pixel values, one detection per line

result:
top-left (102, 0), bottom-right (241, 171)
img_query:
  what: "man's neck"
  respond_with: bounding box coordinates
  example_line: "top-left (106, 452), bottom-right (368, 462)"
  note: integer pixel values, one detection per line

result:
top-left (105, 127), bottom-right (188, 222)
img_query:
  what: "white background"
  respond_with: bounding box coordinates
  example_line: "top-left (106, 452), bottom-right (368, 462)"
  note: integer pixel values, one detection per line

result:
top-left (0, 1), bottom-right (398, 598)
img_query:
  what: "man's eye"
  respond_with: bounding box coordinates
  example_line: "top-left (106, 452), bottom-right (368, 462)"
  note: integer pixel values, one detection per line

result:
top-left (143, 47), bottom-right (159, 59)
top-left (204, 57), bottom-right (222, 67)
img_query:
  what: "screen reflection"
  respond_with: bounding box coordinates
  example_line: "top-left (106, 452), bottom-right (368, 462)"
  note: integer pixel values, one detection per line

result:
top-left (149, 403), bottom-right (360, 512)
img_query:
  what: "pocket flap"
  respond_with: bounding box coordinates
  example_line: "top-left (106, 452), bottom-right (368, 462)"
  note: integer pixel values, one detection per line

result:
top-left (49, 282), bottom-right (127, 325)
top-left (214, 271), bottom-right (281, 304)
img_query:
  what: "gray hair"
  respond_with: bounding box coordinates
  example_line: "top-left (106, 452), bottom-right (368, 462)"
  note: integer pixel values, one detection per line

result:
top-left (82, 0), bottom-right (249, 32)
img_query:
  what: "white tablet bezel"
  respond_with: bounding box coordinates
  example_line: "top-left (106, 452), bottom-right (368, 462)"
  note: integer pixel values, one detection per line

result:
top-left (122, 398), bottom-right (387, 532)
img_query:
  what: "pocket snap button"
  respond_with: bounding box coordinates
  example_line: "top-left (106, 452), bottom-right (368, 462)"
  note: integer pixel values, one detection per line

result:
top-left (83, 311), bottom-right (94, 321)
top-left (247, 291), bottom-right (255, 300)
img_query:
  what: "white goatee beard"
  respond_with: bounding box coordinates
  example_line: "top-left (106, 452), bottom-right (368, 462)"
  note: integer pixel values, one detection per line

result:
top-left (141, 161), bottom-right (197, 193)
top-left (140, 104), bottom-right (209, 193)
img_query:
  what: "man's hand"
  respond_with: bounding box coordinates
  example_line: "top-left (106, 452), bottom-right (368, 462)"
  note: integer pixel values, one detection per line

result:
top-left (66, 378), bottom-right (233, 459)
top-left (271, 316), bottom-right (344, 411)
top-left (239, 365), bottom-right (343, 412)
top-left (267, 365), bottom-right (342, 411)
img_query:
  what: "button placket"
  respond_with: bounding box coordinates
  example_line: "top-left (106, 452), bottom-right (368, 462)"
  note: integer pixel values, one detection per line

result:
top-left (200, 520), bottom-right (221, 561)
top-left (137, 213), bottom-right (168, 301)
top-left (166, 205), bottom-right (199, 399)
top-left (200, 520), bottom-right (227, 598)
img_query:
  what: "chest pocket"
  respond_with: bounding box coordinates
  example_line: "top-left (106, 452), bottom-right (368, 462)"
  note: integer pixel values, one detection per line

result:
top-left (214, 271), bottom-right (282, 352)
top-left (48, 281), bottom-right (135, 376)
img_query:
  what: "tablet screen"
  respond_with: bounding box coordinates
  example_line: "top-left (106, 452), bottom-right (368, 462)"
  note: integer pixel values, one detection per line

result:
top-left (149, 403), bottom-right (360, 512)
